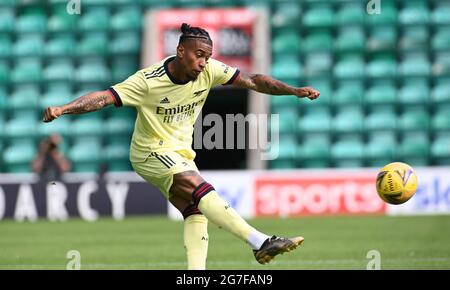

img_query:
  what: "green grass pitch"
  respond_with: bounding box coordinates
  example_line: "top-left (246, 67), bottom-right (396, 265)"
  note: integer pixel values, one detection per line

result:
top-left (0, 215), bottom-right (449, 269)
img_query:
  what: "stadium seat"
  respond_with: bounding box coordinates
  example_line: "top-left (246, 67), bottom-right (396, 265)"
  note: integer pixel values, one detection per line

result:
top-left (43, 60), bottom-right (74, 82)
top-left (39, 85), bottom-right (73, 110)
top-left (0, 61), bottom-right (9, 84)
top-left (431, 82), bottom-right (450, 104)
top-left (2, 140), bottom-right (37, 173)
top-left (398, 132), bottom-right (430, 166)
top-left (270, 105), bottom-right (298, 135)
top-left (0, 8), bottom-right (14, 33)
top-left (365, 132), bottom-right (397, 167)
top-left (331, 136), bottom-right (364, 168)
top-left (399, 4), bottom-right (429, 25)
top-left (433, 52), bottom-right (450, 78)
top-left (7, 85), bottom-right (39, 110)
top-left (336, 2), bottom-right (364, 26)
top-left (68, 137), bottom-right (102, 172)
top-left (333, 57), bottom-right (365, 80)
top-left (103, 140), bottom-right (131, 172)
top-left (302, 32), bottom-right (333, 53)
top-left (13, 35), bottom-right (44, 57)
top-left (298, 107), bottom-right (331, 133)
top-left (432, 29), bottom-right (450, 51)
top-left (269, 135), bottom-right (297, 169)
top-left (366, 4), bottom-right (397, 26)
top-left (400, 26), bottom-right (429, 51)
top-left (431, 106), bottom-right (450, 131)
top-left (367, 26), bottom-right (397, 51)
top-left (38, 117), bottom-right (71, 139)
top-left (112, 57), bottom-right (138, 83)
top-left (271, 55), bottom-right (302, 86)
top-left (78, 8), bottom-right (110, 32)
top-left (297, 134), bottom-right (330, 168)
top-left (110, 7), bottom-right (142, 31)
top-left (398, 108), bottom-right (430, 132)
top-left (271, 2), bottom-right (301, 30)
top-left (11, 59), bottom-right (43, 84)
top-left (366, 56), bottom-right (397, 79)
top-left (0, 35), bottom-right (12, 58)
top-left (71, 115), bottom-right (104, 137)
top-left (398, 54), bottom-right (431, 78)
top-left (431, 133), bottom-right (450, 165)
top-left (333, 106), bottom-right (364, 134)
top-left (75, 59), bottom-right (110, 83)
top-left (364, 81), bottom-right (397, 106)
top-left (270, 95), bottom-right (298, 109)
top-left (303, 52), bottom-right (332, 78)
top-left (105, 116), bottom-right (135, 136)
top-left (76, 33), bottom-right (108, 56)
top-left (45, 36), bottom-right (76, 57)
top-left (110, 32), bottom-right (140, 55)
top-left (335, 27), bottom-right (365, 53)
top-left (333, 81), bottom-right (364, 106)
top-left (365, 106), bottom-right (397, 132)
top-left (397, 81), bottom-right (429, 105)
top-left (431, 4), bottom-right (450, 25)
top-left (271, 30), bottom-right (301, 54)
top-left (4, 116), bottom-right (38, 140)
top-left (47, 9), bottom-right (76, 32)
top-left (15, 9), bottom-right (47, 33)
top-left (303, 5), bottom-right (334, 28)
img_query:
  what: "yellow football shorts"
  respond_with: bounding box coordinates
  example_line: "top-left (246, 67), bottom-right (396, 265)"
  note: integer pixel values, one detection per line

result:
top-left (131, 150), bottom-right (200, 198)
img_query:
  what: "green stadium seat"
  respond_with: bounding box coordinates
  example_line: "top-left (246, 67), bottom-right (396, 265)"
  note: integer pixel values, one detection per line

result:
top-left (398, 132), bottom-right (429, 166)
top-left (270, 135), bottom-right (297, 169)
top-left (11, 59), bottom-right (42, 84)
top-left (271, 30), bottom-right (301, 54)
top-left (0, 61), bottom-right (8, 84)
top-left (38, 117), bottom-right (71, 139)
top-left (271, 2), bottom-right (301, 30)
top-left (431, 82), bottom-right (450, 104)
top-left (40, 85), bottom-right (73, 109)
top-left (366, 57), bottom-right (397, 79)
top-left (271, 106), bottom-right (298, 135)
top-left (302, 32), bottom-right (333, 53)
top-left (77, 33), bottom-right (108, 56)
top-left (303, 53), bottom-right (332, 78)
top-left (335, 27), bottom-right (365, 53)
top-left (43, 60), bottom-right (74, 82)
top-left (432, 29), bottom-right (450, 51)
top-left (112, 57), bottom-right (138, 83)
top-left (367, 26), bottom-right (397, 51)
top-left (333, 57), bottom-right (365, 79)
top-left (364, 81), bottom-right (397, 106)
top-left (0, 35), bottom-right (11, 58)
top-left (399, 55), bottom-right (431, 78)
top-left (298, 107), bottom-right (331, 133)
top-left (297, 134), bottom-right (330, 168)
top-left (397, 81), bottom-right (429, 105)
top-left (399, 5), bottom-right (429, 25)
top-left (72, 116), bottom-right (104, 136)
top-left (0, 8), bottom-right (15, 33)
top-left (303, 6), bottom-right (334, 28)
top-left (303, 79), bottom-right (332, 107)
top-left (13, 35), bottom-right (44, 57)
top-left (82, 0), bottom-right (111, 6)
top-left (333, 81), bottom-right (364, 106)
top-left (78, 8), bottom-right (110, 32)
top-left (7, 85), bottom-right (39, 110)
top-left (366, 4), bottom-right (397, 26)
top-left (336, 2), bottom-right (364, 26)
top-left (47, 9), bottom-right (76, 32)
top-left (45, 36), bottom-right (76, 57)
top-left (105, 116), bottom-right (135, 135)
top-left (398, 108), bottom-right (429, 132)
top-left (68, 137), bottom-right (102, 172)
top-left (110, 8), bottom-right (142, 31)
top-left (15, 9), bottom-right (47, 33)
top-left (365, 132), bottom-right (397, 167)
top-left (104, 140), bottom-right (131, 172)
top-left (75, 59), bottom-right (110, 83)
top-left (270, 95), bottom-right (298, 109)
top-left (271, 55), bottom-right (302, 86)
top-left (431, 106), bottom-right (450, 131)
top-left (331, 136), bottom-right (364, 168)
top-left (4, 116), bottom-right (38, 140)
top-left (433, 52), bottom-right (450, 77)
top-left (333, 106), bottom-right (364, 134)
top-left (365, 107), bottom-right (397, 132)
top-left (431, 5), bottom-right (450, 25)
top-left (3, 140), bottom-right (37, 173)
top-left (400, 26), bottom-right (429, 51)
top-left (110, 32), bottom-right (140, 55)
top-left (431, 133), bottom-right (450, 165)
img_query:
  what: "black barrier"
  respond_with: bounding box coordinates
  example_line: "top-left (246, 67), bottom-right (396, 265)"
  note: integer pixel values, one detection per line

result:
top-left (0, 173), bottom-right (167, 221)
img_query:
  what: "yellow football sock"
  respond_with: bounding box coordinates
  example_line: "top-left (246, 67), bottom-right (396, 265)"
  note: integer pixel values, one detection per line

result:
top-left (184, 214), bottom-right (209, 270)
top-left (198, 191), bottom-right (256, 245)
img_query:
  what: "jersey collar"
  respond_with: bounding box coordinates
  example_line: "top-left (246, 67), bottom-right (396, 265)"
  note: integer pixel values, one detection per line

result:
top-left (164, 56), bottom-right (191, 85)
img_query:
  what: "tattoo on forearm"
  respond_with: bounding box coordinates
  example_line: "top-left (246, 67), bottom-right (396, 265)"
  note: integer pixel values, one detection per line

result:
top-left (63, 93), bottom-right (110, 114)
top-left (240, 74), bottom-right (295, 95)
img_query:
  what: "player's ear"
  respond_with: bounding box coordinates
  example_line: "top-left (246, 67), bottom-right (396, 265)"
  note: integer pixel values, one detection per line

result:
top-left (176, 44), bottom-right (185, 58)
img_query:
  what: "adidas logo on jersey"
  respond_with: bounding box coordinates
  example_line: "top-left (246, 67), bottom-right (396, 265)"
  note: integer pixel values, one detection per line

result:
top-left (160, 97), bottom-right (170, 104)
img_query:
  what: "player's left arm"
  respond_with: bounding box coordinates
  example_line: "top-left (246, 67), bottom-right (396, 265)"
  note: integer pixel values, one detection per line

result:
top-left (232, 72), bottom-right (320, 100)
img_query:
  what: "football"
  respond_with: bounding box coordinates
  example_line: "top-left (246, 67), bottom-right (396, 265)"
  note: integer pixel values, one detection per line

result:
top-left (376, 162), bottom-right (418, 205)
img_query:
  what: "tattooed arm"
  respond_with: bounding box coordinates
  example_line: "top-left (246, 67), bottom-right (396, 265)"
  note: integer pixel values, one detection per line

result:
top-left (43, 90), bottom-right (116, 122)
top-left (232, 73), bottom-right (320, 100)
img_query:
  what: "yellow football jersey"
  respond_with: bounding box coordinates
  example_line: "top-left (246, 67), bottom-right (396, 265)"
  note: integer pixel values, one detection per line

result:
top-left (109, 56), bottom-right (240, 163)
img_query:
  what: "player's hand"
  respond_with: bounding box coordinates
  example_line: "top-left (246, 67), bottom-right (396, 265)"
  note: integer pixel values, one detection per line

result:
top-left (43, 106), bottom-right (63, 123)
top-left (296, 87), bottom-right (320, 100)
